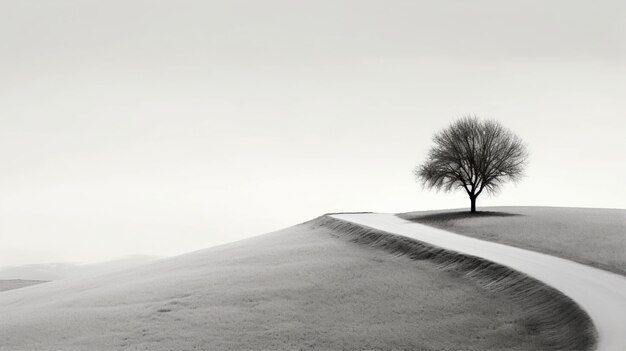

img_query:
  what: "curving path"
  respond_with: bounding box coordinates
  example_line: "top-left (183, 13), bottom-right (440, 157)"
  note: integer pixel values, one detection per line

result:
top-left (330, 213), bottom-right (626, 351)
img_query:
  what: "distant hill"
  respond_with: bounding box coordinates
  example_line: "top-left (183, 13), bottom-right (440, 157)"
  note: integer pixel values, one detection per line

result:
top-left (0, 279), bottom-right (49, 292)
top-left (0, 255), bottom-right (160, 281)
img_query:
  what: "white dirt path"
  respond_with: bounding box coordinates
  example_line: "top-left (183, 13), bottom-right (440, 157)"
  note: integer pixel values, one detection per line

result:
top-left (330, 213), bottom-right (626, 351)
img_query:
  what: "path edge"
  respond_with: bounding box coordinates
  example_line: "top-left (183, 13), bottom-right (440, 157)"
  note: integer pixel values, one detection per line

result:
top-left (307, 214), bottom-right (598, 351)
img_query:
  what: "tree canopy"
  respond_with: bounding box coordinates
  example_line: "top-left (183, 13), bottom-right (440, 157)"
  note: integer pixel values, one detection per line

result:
top-left (415, 116), bottom-right (528, 212)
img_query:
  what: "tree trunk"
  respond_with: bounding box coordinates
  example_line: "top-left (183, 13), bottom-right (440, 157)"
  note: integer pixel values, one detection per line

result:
top-left (470, 196), bottom-right (476, 213)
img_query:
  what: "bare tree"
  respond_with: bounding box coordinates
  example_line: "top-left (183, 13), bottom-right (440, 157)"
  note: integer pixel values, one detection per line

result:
top-left (415, 116), bottom-right (528, 213)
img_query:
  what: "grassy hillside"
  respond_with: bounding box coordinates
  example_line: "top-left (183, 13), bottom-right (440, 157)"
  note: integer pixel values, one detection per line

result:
top-left (399, 206), bottom-right (626, 275)
top-left (1, 222), bottom-right (549, 351)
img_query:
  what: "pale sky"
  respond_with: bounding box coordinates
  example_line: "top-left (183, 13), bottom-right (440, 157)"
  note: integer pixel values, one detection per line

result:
top-left (1, 0), bottom-right (625, 267)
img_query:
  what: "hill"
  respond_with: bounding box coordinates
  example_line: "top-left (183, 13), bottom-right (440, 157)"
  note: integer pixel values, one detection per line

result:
top-left (1, 219), bottom-right (553, 351)
top-left (0, 279), bottom-right (48, 292)
top-left (399, 206), bottom-right (626, 275)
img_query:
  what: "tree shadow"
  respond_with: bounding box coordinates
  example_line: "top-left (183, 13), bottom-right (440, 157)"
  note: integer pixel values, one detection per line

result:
top-left (404, 210), bottom-right (522, 222)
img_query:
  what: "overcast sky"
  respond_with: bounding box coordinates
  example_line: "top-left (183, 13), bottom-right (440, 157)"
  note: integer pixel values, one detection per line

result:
top-left (1, 0), bottom-right (624, 267)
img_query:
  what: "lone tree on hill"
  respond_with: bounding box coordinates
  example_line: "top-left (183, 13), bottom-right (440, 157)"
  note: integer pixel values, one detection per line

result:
top-left (415, 116), bottom-right (528, 213)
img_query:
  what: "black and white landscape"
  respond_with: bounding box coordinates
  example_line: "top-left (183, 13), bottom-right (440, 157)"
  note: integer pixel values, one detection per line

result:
top-left (1, 1), bottom-right (625, 350)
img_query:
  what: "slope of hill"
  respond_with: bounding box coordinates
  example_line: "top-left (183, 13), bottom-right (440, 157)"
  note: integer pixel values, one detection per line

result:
top-left (1, 220), bottom-right (556, 351)
top-left (399, 206), bottom-right (626, 275)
